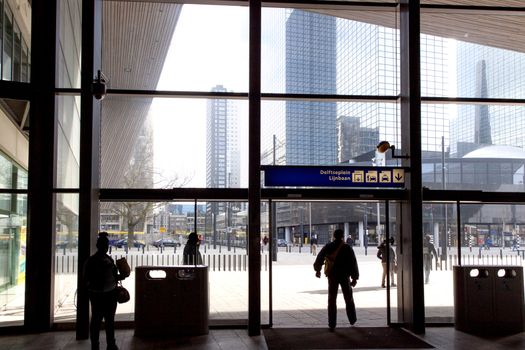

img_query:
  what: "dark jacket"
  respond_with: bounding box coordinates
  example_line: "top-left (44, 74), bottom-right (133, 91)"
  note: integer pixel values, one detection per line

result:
top-left (313, 240), bottom-right (359, 280)
top-left (84, 252), bottom-right (122, 293)
top-left (377, 243), bottom-right (396, 264)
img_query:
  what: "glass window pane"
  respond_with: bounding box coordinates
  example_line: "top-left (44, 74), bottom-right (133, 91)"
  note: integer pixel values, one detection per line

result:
top-left (262, 6), bottom-right (399, 95)
top-left (21, 40), bottom-right (28, 82)
top-left (421, 8), bottom-right (525, 98)
top-left (460, 203), bottom-right (525, 256)
top-left (0, 193), bottom-right (27, 326)
top-left (12, 23), bottom-right (20, 82)
top-left (3, 5), bottom-right (13, 80)
top-left (100, 96), bottom-right (248, 189)
top-left (262, 101), bottom-right (400, 167)
top-left (53, 193), bottom-right (78, 323)
top-left (0, 98), bottom-right (29, 189)
top-left (57, 0), bottom-right (82, 88)
top-left (57, 95), bottom-right (81, 189)
top-left (99, 200), bottom-right (249, 324)
top-left (422, 104), bottom-right (525, 192)
top-left (102, 3), bottom-right (248, 92)
top-left (423, 202), bottom-right (457, 323)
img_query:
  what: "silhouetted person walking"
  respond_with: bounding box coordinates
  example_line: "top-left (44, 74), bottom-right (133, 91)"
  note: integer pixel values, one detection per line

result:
top-left (183, 231), bottom-right (203, 265)
top-left (313, 229), bottom-right (359, 331)
top-left (84, 232), bottom-right (126, 350)
top-left (423, 235), bottom-right (438, 284)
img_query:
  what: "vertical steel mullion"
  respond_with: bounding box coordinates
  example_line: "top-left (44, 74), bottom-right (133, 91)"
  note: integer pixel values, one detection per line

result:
top-left (248, 0), bottom-right (262, 337)
top-left (385, 200), bottom-right (391, 325)
top-left (400, 0), bottom-right (424, 334)
top-left (25, 0), bottom-right (58, 332)
top-left (76, 0), bottom-right (102, 340)
top-left (268, 199), bottom-right (273, 327)
top-left (457, 201), bottom-right (462, 266)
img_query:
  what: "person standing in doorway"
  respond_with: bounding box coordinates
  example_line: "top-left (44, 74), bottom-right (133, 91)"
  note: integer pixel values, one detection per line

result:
top-left (377, 240), bottom-right (396, 288)
top-left (313, 229), bottom-right (359, 331)
top-left (84, 231), bottom-right (126, 350)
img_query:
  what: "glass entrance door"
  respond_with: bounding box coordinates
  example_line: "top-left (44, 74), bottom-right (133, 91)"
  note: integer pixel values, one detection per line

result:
top-left (266, 200), bottom-right (399, 328)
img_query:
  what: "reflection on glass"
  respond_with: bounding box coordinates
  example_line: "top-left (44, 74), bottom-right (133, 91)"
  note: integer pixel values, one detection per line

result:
top-left (421, 10), bottom-right (525, 99)
top-left (57, 96), bottom-right (81, 189)
top-left (100, 97), bottom-right (248, 189)
top-left (0, 193), bottom-right (27, 326)
top-left (58, 0), bottom-right (81, 88)
top-left (262, 7), bottom-right (399, 95)
top-left (54, 193), bottom-right (79, 323)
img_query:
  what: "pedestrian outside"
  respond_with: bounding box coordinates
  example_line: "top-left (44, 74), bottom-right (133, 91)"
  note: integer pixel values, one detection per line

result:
top-left (183, 231), bottom-right (203, 265)
top-left (313, 229), bottom-right (359, 331)
top-left (377, 240), bottom-right (396, 288)
top-left (423, 234), bottom-right (438, 284)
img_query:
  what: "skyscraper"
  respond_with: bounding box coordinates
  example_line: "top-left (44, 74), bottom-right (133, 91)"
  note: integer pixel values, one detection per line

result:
top-left (450, 42), bottom-right (525, 157)
top-left (285, 10), bottom-right (337, 165)
top-left (206, 84), bottom-right (240, 188)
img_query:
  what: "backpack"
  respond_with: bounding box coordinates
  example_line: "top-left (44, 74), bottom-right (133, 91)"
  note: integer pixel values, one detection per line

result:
top-left (323, 242), bottom-right (344, 277)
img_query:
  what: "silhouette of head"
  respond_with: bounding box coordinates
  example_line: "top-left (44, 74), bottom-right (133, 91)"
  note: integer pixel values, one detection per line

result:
top-left (96, 231), bottom-right (109, 253)
top-left (333, 229), bottom-right (344, 240)
top-left (188, 231), bottom-right (198, 244)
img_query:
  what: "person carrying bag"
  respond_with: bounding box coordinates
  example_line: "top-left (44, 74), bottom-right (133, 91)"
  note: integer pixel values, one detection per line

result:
top-left (313, 229), bottom-right (360, 331)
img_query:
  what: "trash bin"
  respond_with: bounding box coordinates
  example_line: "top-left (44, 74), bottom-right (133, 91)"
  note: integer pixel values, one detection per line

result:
top-left (135, 265), bottom-right (209, 337)
top-left (453, 265), bottom-right (524, 335)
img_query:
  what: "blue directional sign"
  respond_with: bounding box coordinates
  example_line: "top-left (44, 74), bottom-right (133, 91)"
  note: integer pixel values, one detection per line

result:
top-left (262, 165), bottom-right (406, 188)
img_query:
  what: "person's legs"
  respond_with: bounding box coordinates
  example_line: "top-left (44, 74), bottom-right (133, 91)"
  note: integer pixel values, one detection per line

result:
top-left (102, 292), bottom-right (118, 350)
top-left (340, 278), bottom-right (357, 325)
top-left (381, 263), bottom-right (387, 287)
top-left (390, 264), bottom-right (396, 286)
top-left (327, 278), bottom-right (339, 330)
top-left (424, 261), bottom-right (430, 283)
top-left (89, 293), bottom-right (103, 350)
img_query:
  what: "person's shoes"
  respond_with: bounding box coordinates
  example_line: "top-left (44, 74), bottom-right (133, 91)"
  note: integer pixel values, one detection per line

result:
top-left (329, 326), bottom-right (335, 332)
top-left (381, 284), bottom-right (385, 288)
top-left (391, 283), bottom-right (396, 287)
top-left (350, 318), bottom-right (357, 326)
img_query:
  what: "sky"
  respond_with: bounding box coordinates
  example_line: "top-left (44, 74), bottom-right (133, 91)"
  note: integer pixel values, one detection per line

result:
top-left (152, 5), bottom-right (250, 188)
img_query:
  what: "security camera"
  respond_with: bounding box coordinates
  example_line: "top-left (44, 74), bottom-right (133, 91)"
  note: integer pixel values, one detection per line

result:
top-left (92, 70), bottom-right (107, 100)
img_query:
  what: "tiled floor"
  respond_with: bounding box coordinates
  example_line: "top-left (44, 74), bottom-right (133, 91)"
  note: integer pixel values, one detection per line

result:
top-left (1, 326), bottom-right (525, 349)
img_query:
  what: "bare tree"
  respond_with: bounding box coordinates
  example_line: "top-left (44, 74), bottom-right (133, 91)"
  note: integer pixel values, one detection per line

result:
top-left (108, 128), bottom-right (191, 248)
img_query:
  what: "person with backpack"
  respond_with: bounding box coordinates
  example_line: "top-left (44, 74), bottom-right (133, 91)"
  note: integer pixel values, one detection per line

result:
top-left (313, 229), bottom-right (360, 331)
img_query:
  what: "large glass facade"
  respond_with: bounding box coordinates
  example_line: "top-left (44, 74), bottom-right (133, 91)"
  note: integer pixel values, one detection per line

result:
top-left (2, 0), bottom-right (525, 334)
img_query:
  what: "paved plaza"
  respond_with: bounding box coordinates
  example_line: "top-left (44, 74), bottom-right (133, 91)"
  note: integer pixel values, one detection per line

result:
top-left (2, 245), bottom-right (524, 328)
